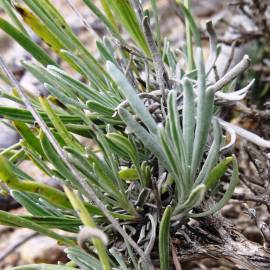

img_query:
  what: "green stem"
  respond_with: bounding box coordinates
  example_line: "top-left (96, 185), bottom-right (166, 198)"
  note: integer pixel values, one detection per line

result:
top-left (64, 186), bottom-right (111, 270)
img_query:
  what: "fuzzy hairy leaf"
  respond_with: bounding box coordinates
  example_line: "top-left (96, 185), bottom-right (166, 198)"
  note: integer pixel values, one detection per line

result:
top-left (159, 206), bottom-right (171, 270)
top-left (190, 156), bottom-right (239, 217)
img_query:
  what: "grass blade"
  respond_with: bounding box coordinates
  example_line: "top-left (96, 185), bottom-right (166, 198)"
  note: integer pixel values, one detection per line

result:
top-left (39, 95), bottom-right (83, 152)
top-left (107, 61), bottom-right (157, 134)
top-left (191, 72), bottom-right (214, 180)
top-left (0, 0), bottom-right (27, 34)
top-left (190, 156), bottom-right (238, 217)
top-left (0, 18), bottom-right (56, 66)
top-left (159, 206), bottom-right (171, 270)
top-left (174, 184), bottom-right (206, 214)
top-left (14, 4), bottom-right (66, 53)
top-left (106, 0), bottom-right (150, 56)
top-left (193, 119), bottom-right (222, 186)
top-left (204, 157), bottom-right (233, 190)
top-left (0, 210), bottom-right (75, 246)
top-left (182, 78), bottom-right (195, 165)
top-left (83, 0), bottom-right (123, 42)
top-left (66, 247), bottom-right (103, 270)
top-left (150, 0), bottom-right (161, 52)
top-left (118, 107), bottom-right (168, 169)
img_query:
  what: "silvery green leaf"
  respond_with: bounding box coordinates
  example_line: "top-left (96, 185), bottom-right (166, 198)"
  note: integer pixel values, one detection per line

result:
top-left (44, 83), bottom-right (87, 109)
top-left (174, 184), bottom-right (206, 214)
top-left (182, 77), bottom-right (195, 165)
top-left (193, 119), bottom-right (222, 187)
top-left (204, 157), bottom-right (233, 190)
top-left (191, 86), bottom-right (215, 179)
top-left (109, 247), bottom-right (129, 270)
top-left (159, 206), bottom-right (171, 270)
top-left (190, 155), bottom-right (239, 217)
top-left (215, 79), bottom-right (255, 101)
top-left (107, 61), bottom-right (157, 135)
top-left (66, 247), bottom-right (103, 270)
top-left (118, 107), bottom-right (168, 168)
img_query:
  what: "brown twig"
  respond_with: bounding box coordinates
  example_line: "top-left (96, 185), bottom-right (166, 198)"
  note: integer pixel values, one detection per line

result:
top-left (171, 241), bottom-right (182, 270)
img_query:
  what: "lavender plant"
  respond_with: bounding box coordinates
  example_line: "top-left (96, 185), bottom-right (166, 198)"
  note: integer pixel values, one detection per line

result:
top-left (0, 0), bottom-right (262, 269)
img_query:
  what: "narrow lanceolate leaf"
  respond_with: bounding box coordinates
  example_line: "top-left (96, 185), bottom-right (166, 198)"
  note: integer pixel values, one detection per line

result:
top-left (11, 191), bottom-right (55, 217)
top-left (190, 156), bottom-right (239, 217)
top-left (167, 91), bottom-right (188, 187)
top-left (0, 18), bottom-right (56, 66)
top-left (45, 84), bottom-right (87, 110)
top-left (150, 0), bottom-right (161, 52)
top-left (87, 100), bottom-right (115, 115)
top-left (205, 21), bottom-right (218, 74)
top-left (0, 156), bottom-right (71, 209)
top-left (106, 133), bottom-right (137, 159)
top-left (183, 0), bottom-right (195, 70)
top-left (39, 131), bottom-right (78, 185)
top-left (191, 86), bottom-right (214, 180)
top-left (0, 0), bottom-right (27, 34)
top-left (23, 216), bottom-right (81, 232)
top-left (193, 119), bottom-right (222, 187)
top-left (19, 0), bottom-right (74, 51)
top-left (204, 157), bottom-right (233, 189)
top-left (11, 265), bottom-right (76, 270)
top-left (174, 184), bottom-right (206, 215)
top-left (97, 40), bottom-right (117, 64)
top-left (0, 107), bottom-right (89, 138)
top-left (100, 0), bottom-right (118, 30)
top-left (0, 210), bottom-right (75, 246)
top-left (159, 127), bottom-right (185, 202)
top-left (64, 187), bottom-right (111, 270)
top-left (46, 65), bottom-right (107, 103)
top-left (14, 4), bottom-right (65, 53)
top-left (83, 0), bottom-right (123, 42)
top-left (119, 168), bottom-right (139, 181)
top-left (106, 132), bottom-right (146, 185)
top-left (118, 107), bottom-right (168, 169)
top-left (179, 3), bottom-right (201, 47)
top-left (66, 247), bottom-right (103, 270)
top-left (13, 121), bottom-right (44, 158)
top-left (159, 206), bottom-right (172, 270)
top-left (39, 96), bottom-right (84, 152)
top-left (105, 0), bottom-right (151, 56)
top-left (182, 78), bottom-right (195, 165)
top-left (107, 62), bottom-right (157, 134)
top-left (110, 248), bottom-right (129, 270)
